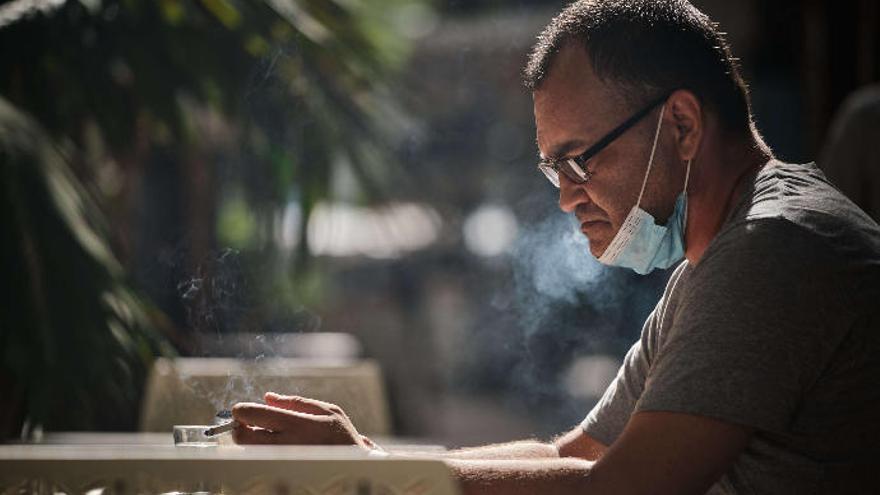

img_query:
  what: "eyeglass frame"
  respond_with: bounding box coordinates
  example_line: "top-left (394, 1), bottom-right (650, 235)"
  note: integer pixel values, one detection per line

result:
top-left (537, 92), bottom-right (672, 188)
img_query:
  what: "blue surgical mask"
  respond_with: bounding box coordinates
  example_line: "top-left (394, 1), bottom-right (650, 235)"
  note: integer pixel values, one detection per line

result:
top-left (597, 105), bottom-right (692, 275)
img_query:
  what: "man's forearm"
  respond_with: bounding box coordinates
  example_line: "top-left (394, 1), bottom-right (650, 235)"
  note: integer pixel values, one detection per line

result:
top-left (374, 438), bottom-right (594, 494)
top-left (370, 437), bottom-right (561, 461)
top-left (441, 440), bottom-right (559, 460)
top-left (448, 457), bottom-right (594, 495)
top-left (375, 427), bottom-right (604, 461)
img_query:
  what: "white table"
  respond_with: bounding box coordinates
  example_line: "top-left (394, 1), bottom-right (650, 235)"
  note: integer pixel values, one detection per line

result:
top-left (0, 434), bottom-right (456, 495)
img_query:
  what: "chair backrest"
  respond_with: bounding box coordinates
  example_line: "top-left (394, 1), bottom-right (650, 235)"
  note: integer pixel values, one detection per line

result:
top-left (140, 357), bottom-right (392, 435)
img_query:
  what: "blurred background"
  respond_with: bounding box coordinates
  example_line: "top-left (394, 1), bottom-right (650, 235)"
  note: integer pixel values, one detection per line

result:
top-left (1, 0), bottom-right (878, 447)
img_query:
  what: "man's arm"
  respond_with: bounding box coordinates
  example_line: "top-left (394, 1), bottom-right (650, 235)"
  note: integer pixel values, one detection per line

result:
top-left (575, 411), bottom-right (751, 495)
top-left (234, 394), bottom-right (751, 494)
top-left (234, 392), bottom-right (606, 462)
top-left (379, 429), bottom-right (603, 495)
top-left (450, 411), bottom-right (751, 495)
top-left (437, 426), bottom-right (606, 460)
top-left (448, 457), bottom-right (595, 495)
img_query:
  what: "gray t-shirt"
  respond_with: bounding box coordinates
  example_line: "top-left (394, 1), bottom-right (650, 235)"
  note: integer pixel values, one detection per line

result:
top-left (581, 161), bottom-right (880, 494)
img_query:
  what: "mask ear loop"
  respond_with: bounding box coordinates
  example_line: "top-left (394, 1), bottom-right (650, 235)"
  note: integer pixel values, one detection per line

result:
top-left (636, 104), bottom-right (667, 207)
top-left (684, 159), bottom-right (692, 192)
top-left (682, 158), bottom-right (692, 226)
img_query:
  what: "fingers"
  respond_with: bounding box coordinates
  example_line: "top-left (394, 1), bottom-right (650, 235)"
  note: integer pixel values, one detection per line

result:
top-left (232, 425), bottom-right (280, 445)
top-left (232, 402), bottom-right (323, 432)
top-left (264, 392), bottom-right (339, 416)
top-left (232, 402), bottom-right (352, 445)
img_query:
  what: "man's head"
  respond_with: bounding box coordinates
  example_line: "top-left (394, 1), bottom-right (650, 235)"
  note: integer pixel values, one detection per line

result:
top-left (527, 0), bottom-right (755, 257)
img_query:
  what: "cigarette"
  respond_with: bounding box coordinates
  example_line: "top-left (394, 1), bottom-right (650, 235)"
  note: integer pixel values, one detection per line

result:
top-left (204, 420), bottom-right (239, 437)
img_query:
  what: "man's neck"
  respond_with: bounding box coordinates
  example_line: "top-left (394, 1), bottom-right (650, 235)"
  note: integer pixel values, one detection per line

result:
top-left (684, 133), bottom-right (774, 265)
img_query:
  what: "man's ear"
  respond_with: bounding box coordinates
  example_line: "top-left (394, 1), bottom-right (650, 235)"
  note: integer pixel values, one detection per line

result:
top-left (667, 89), bottom-right (703, 162)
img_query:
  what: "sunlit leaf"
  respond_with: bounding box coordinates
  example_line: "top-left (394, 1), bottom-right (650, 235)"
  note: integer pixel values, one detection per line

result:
top-left (200, 0), bottom-right (241, 29)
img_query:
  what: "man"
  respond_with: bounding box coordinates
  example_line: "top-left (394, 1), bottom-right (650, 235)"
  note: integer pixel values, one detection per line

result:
top-left (232, 1), bottom-right (880, 493)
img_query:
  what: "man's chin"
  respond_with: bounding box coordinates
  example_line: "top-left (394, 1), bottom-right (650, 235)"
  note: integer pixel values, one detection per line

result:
top-left (584, 236), bottom-right (608, 259)
top-left (580, 221), bottom-right (612, 258)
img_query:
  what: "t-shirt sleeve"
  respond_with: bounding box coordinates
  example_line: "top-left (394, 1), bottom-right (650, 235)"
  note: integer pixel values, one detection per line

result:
top-left (580, 337), bottom-right (651, 446)
top-left (581, 262), bottom-right (690, 445)
top-left (581, 286), bottom-right (681, 445)
top-left (636, 219), bottom-right (844, 433)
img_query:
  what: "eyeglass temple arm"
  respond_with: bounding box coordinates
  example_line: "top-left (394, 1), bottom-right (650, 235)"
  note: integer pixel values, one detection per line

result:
top-left (573, 93), bottom-right (671, 165)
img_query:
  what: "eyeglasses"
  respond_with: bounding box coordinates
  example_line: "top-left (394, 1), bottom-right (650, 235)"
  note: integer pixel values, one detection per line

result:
top-left (537, 93), bottom-right (670, 188)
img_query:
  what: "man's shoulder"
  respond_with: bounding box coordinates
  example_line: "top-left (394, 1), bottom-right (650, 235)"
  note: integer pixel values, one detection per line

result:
top-left (704, 161), bottom-right (880, 270)
top-left (698, 216), bottom-right (832, 278)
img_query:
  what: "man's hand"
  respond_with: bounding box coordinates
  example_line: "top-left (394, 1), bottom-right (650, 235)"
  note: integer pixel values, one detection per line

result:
top-left (232, 392), bottom-right (374, 449)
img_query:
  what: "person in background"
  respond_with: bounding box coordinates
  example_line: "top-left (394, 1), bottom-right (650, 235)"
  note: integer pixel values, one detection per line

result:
top-left (232, 1), bottom-right (880, 493)
top-left (820, 84), bottom-right (880, 223)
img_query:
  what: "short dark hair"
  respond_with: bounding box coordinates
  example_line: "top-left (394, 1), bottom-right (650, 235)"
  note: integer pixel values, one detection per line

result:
top-left (524, 0), bottom-right (753, 134)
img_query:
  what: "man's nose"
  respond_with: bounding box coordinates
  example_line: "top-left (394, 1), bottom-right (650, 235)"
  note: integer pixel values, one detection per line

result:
top-left (558, 174), bottom-right (590, 213)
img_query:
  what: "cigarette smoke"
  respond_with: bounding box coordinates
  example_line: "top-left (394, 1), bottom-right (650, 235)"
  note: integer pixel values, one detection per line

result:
top-left (175, 248), bottom-right (317, 412)
top-left (456, 195), bottom-right (670, 436)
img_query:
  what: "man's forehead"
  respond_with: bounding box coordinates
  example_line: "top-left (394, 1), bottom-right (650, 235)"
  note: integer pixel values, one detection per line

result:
top-left (533, 44), bottom-right (623, 157)
top-left (534, 89), bottom-right (608, 159)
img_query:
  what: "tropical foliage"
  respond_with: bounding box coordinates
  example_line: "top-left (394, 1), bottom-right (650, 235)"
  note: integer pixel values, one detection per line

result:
top-left (0, 98), bottom-right (171, 433)
top-left (0, 0), bottom-right (417, 434)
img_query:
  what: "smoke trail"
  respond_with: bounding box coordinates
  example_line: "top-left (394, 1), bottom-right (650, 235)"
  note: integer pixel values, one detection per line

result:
top-left (481, 198), bottom-right (669, 434)
top-left (510, 212), bottom-right (612, 328)
top-left (175, 248), bottom-right (317, 412)
top-left (177, 247), bottom-right (247, 338)
top-left (503, 212), bottom-right (610, 409)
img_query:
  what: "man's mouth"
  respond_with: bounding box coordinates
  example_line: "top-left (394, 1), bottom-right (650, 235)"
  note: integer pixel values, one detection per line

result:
top-left (579, 220), bottom-right (607, 233)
